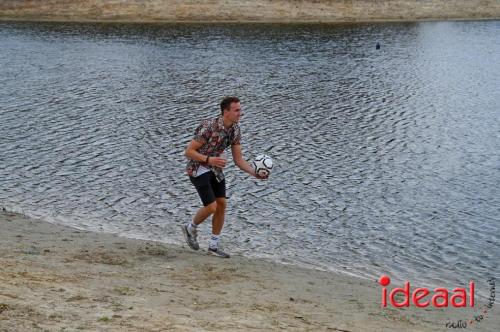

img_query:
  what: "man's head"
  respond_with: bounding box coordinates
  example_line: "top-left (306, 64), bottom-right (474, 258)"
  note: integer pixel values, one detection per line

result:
top-left (220, 96), bottom-right (241, 124)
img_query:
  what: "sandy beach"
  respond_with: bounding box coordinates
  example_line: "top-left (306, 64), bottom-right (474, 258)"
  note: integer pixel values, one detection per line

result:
top-left (0, 210), bottom-right (497, 331)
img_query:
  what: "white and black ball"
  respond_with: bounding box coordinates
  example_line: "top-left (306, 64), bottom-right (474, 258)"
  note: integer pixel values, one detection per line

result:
top-left (253, 154), bottom-right (273, 178)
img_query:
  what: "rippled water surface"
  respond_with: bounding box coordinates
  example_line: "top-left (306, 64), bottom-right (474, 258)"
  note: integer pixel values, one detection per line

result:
top-left (1, 21), bottom-right (499, 295)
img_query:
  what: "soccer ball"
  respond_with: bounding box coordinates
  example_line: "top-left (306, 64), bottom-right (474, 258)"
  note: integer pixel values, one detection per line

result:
top-left (253, 154), bottom-right (273, 178)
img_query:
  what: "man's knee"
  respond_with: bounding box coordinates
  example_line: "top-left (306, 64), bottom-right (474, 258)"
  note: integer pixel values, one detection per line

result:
top-left (205, 201), bottom-right (217, 215)
top-left (215, 198), bottom-right (227, 211)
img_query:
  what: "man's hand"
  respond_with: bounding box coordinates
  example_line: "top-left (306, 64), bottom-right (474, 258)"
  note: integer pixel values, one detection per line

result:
top-left (208, 157), bottom-right (227, 168)
top-left (254, 171), bottom-right (269, 180)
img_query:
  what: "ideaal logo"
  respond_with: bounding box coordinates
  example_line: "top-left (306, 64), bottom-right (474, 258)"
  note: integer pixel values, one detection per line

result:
top-left (378, 275), bottom-right (475, 308)
top-left (378, 275), bottom-right (496, 328)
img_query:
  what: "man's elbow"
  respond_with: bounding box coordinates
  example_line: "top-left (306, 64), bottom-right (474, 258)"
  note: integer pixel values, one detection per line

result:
top-left (234, 158), bottom-right (244, 168)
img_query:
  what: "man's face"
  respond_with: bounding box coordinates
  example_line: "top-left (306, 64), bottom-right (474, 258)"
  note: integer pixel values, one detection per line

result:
top-left (226, 102), bottom-right (242, 123)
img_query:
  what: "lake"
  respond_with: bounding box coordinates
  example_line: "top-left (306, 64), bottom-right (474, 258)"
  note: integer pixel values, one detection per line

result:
top-left (1, 20), bottom-right (499, 297)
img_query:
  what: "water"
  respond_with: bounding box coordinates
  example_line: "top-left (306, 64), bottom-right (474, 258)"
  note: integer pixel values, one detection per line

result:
top-left (1, 21), bottom-right (499, 297)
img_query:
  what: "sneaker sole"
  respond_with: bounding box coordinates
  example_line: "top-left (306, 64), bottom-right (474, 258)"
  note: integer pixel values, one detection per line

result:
top-left (181, 225), bottom-right (199, 251)
top-left (207, 249), bottom-right (230, 258)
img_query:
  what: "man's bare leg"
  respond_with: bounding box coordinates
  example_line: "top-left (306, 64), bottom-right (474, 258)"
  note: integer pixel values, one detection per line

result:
top-left (207, 197), bottom-right (229, 257)
top-left (192, 202), bottom-right (217, 225)
top-left (211, 197), bottom-right (227, 235)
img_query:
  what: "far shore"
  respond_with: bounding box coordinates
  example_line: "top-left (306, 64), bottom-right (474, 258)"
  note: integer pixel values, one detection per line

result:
top-left (1, 210), bottom-right (498, 331)
top-left (0, 17), bottom-right (499, 25)
top-left (1, 0), bottom-right (499, 26)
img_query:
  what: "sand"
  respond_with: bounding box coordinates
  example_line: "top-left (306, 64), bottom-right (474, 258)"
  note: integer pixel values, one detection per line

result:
top-left (0, 0), bottom-right (499, 23)
top-left (0, 210), bottom-right (497, 331)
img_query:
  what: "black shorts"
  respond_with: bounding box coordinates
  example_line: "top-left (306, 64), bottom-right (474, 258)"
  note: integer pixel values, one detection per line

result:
top-left (190, 171), bottom-right (226, 206)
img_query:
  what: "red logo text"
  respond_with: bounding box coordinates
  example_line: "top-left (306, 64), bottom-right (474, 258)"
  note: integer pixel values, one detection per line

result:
top-left (379, 275), bottom-right (475, 308)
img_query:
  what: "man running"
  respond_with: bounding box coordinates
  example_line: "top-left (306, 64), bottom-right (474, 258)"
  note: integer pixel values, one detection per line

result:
top-left (182, 96), bottom-right (267, 258)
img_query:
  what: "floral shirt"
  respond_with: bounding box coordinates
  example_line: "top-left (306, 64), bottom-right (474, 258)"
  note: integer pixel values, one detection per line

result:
top-left (186, 116), bottom-right (241, 182)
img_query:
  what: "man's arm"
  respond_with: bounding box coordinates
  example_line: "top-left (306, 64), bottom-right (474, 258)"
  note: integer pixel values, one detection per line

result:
top-left (185, 140), bottom-right (227, 168)
top-left (231, 144), bottom-right (266, 179)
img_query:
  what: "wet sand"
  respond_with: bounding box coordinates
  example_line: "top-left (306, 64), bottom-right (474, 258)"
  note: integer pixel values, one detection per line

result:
top-left (0, 211), bottom-right (497, 331)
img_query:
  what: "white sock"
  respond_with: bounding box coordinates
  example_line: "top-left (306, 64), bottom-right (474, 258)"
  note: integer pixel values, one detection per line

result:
top-left (187, 222), bottom-right (197, 234)
top-left (209, 234), bottom-right (220, 249)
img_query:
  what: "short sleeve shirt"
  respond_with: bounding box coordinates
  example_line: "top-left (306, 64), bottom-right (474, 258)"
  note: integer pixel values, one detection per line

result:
top-left (186, 115), bottom-right (241, 182)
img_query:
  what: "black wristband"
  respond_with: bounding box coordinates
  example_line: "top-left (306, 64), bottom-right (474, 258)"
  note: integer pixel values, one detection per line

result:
top-left (205, 155), bottom-right (210, 164)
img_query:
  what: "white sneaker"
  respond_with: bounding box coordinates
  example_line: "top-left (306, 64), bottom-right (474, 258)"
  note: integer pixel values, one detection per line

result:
top-left (207, 246), bottom-right (230, 258)
top-left (181, 224), bottom-right (199, 250)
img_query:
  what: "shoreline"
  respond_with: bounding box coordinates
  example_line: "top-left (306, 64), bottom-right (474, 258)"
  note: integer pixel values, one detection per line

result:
top-left (0, 17), bottom-right (499, 25)
top-left (1, 210), bottom-right (497, 331)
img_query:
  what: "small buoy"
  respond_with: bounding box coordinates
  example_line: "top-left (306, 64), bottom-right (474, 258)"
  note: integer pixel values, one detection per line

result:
top-left (376, 42), bottom-right (380, 50)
